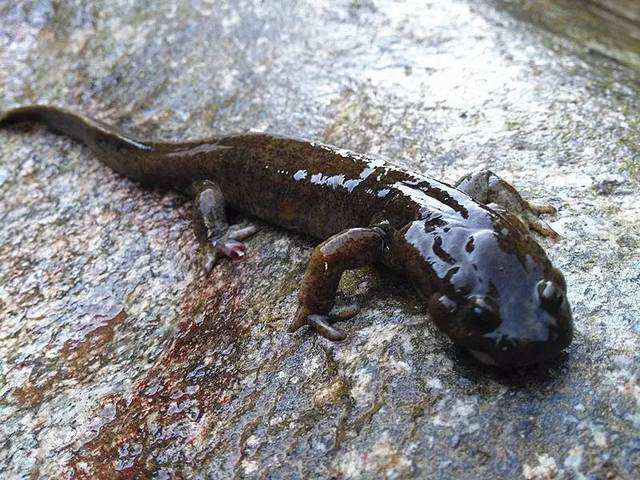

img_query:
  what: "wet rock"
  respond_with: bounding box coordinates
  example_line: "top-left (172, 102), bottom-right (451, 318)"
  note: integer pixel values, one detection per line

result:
top-left (1, 1), bottom-right (639, 478)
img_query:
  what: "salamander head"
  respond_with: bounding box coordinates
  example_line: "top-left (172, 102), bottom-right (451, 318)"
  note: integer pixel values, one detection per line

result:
top-left (394, 217), bottom-right (573, 368)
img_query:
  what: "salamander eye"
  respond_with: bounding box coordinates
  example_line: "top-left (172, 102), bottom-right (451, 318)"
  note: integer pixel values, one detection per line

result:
top-left (538, 280), bottom-right (564, 313)
top-left (461, 296), bottom-right (500, 334)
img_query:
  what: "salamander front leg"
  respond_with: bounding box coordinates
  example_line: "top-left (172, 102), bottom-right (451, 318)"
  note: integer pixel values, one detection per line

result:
top-left (191, 180), bottom-right (258, 273)
top-left (455, 169), bottom-right (559, 239)
top-left (289, 227), bottom-right (387, 341)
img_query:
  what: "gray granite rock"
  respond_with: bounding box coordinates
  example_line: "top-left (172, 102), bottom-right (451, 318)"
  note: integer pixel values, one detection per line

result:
top-left (1, 1), bottom-right (639, 478)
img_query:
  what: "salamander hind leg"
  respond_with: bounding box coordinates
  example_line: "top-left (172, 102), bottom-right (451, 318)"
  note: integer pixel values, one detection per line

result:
top-left (190, 180), bottom-right (258, 273)
top-left (455, 169), bottom-right (559, 239)
top-left (289, 227), bottom-right (387, 341)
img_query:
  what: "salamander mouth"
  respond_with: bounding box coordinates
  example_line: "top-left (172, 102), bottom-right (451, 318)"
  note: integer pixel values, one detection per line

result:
top-left (468, 329), bottom-right (572, 368)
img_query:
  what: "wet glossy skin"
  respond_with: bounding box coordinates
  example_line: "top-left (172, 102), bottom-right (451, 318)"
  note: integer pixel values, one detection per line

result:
top-left (0, 106), bottom-right (573, 367)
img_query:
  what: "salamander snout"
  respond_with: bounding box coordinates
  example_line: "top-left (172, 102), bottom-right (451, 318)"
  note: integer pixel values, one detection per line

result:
top-left (427, 277), bottom-right (573, 368)
top-left (396, 217), bottom-right (573, 368)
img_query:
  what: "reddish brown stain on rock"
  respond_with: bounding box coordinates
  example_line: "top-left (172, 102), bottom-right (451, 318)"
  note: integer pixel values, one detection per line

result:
top-left (62, 310), bottom-right (127, 371)
top-left (12, 310), bottom-right (127, 409)
top-left (69, 273), bottom-right (252, 479)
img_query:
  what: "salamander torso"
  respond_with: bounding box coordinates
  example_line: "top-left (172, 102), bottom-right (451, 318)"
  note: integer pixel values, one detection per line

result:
top-left (0, 106), bottom-right (573, 367)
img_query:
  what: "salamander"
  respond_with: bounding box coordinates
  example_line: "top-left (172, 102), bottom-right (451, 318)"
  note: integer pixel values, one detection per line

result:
top-left (0, 105), bottom-right (573, 367)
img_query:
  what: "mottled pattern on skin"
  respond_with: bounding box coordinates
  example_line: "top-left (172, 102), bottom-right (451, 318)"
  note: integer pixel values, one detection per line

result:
top-left (1, 1), bottom-right (640, 479)
top-left (1, 105), bottom-right (572, 366)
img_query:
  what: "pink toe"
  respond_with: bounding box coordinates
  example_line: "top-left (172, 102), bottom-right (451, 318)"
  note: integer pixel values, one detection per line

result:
top-left (218, 240), bottom-right (246, 260)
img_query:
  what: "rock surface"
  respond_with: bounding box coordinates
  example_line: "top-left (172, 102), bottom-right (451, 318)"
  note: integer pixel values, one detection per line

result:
top-left (1, 1), bottom-right (639, 478)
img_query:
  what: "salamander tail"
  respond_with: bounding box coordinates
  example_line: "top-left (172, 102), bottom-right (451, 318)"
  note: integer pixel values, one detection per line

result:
top-left (0, 105), bottom-right (149, 148)
top-left (0, 105), bottom-right (234, 188)
top-left (0, 106), bottom-right (43, 128)
top-left (0, 105), bottom-right (172, 184)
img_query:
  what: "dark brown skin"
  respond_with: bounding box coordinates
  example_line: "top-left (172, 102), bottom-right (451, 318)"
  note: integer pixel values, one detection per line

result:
top-left (0, 106), bottom-right (573, 367)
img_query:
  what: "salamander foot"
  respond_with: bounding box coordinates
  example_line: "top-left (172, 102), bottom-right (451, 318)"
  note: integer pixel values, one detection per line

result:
top-left (289, 227), bottom-right (385, 340)
top-left (203, 222), bottom-right (259, 274)
top-left (190, 180), bottom-right (259, 273)
top-left (290, 302), bottom-right (361, 341)
top-left (308, 315), bottom-right (347, 341)
top-left (455, 169), bottom-right (559, 239)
